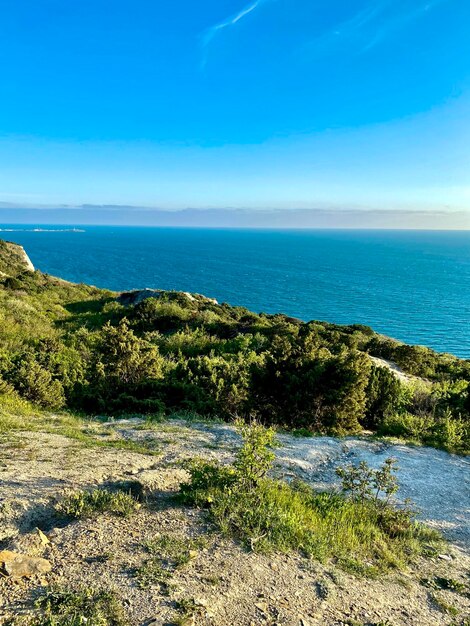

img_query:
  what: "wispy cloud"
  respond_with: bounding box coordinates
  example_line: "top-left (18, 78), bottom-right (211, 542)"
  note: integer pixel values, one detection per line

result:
top-left (305, 0), bottom-right (449, 57)
top-left (361, 0), bottom-right (448, 52)
top-left (201, 0), bottom-right (271, 68)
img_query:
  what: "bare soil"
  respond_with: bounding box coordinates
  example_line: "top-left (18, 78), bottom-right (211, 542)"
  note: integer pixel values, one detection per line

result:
top-left (0, 419), bottom-right (469, 626)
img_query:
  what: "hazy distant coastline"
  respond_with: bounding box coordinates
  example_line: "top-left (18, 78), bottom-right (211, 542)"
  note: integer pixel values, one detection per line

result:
top-left (0, 206), bottom-right (469, 230)
top-left (0, 227), bottom-right (85, 233)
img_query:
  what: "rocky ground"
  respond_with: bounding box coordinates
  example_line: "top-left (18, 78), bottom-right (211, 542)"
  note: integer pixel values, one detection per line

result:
top-left (0, 418), bottom-right (469, 626)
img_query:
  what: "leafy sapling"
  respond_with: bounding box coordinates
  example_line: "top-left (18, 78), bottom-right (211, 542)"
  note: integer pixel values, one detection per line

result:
top-left (336, 457), bottom-right (399, 507)
top-left (234, 418), bottom-right (278, 488)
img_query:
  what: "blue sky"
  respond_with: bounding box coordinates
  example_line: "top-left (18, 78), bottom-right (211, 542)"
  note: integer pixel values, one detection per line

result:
top-left (0, 0), bottom-right (469, 216)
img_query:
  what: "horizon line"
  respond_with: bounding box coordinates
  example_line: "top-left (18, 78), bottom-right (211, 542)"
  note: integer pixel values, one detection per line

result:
top-left (0, 224), bottom-right (469, 232)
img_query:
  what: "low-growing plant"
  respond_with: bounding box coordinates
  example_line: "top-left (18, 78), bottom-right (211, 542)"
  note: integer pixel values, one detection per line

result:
top-left (134, 533), bottom-right (205, 589)
top-left (291, 427), bottom-right (314, 438)
top-left (31, 588), bottom-right (126, 626)
top-left (145, 533), bottom-right (206, 567)
top-left (421, 577), bottom-right (468, 595)
top-left (134, 558), bottom-right (173, 590)
top-left (378, 412), bottom-right (469, 454)
top-left (173, 598), bottom-right (200, 626)
top-left (56, 488), bottom-right (140, 519)
top-left (336, 457), bottom-right (399, 507)
top-left (430, 592), bottom-right (460, 616)
top-left (345, 620), bottom-right (393, 626)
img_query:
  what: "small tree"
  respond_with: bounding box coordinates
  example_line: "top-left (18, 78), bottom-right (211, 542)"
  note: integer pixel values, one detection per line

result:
top-left (234, 419), bottom-right (278, 488)
top-left (179, 420), bottom-right (278, 506)
top-left (96, 319), bottom-right (163, 386)
top-left (336, 457), bottom-right (399, 508)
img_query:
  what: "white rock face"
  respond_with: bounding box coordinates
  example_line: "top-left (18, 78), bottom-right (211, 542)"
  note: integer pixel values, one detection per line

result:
top-left (9, 243), bottom-right (35, 272)
top-left (19, 247), bottom-right (35, 272)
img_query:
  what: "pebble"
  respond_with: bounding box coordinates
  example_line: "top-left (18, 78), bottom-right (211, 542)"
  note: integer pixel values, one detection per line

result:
top-left (255, 601), bottom-right (269, 614)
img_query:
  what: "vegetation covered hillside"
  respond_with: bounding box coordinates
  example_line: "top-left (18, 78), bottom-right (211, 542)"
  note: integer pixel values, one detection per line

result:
top-left (0, 239), bottom-right (468, 452)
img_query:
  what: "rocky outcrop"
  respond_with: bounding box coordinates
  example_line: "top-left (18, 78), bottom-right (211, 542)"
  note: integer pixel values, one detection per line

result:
top-left (0, 239), bottom-right (35, 276)
top-left (117, 289), bottom-right (219, 307)
top-left (117, 289), bottom-right (163, 306)
top-left (18, 246), bottom-right (35, 272)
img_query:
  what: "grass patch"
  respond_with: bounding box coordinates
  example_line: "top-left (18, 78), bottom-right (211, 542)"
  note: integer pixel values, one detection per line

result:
top-left (179, 421), bottom-right (441, 575)
top-left (134, 558), bottom-right (173, 590)
top-left (182, 468), bottom-right (437, 573)
top-left (9, 588), bottom-right (127, 626)
top-left (56, 488), bottom-right (140, 519)
top-left (145, 533), bottom-right (207, 566)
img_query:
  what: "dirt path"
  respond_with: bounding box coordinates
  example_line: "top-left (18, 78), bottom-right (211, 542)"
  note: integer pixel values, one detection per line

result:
top-left (369, 355), bottom-right (421, 384)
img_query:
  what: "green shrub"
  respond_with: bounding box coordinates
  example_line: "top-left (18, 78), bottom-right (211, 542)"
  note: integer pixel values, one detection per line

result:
top-left (364, 366), bottom-right (404, 428)
top-left (165, 352), bottom-right (259, 418)
top-left (31, 588), bottom-right (126, 626)
top-left (378, 412), bottom-right (469, 454)
top-left (233, 419), bottom-right (277, 487)
top-left (80, 318), bottom-right (166, 411)
top-left (6, 355), bottom-right (65, 410)
top-left (250, 332), bottom-right (372, 433)
top-left (428, 412), bottom-right (469, 453)
top-left (132, 298), bottom-right (193, 331)
top-left (336, 457), bottom-right (399, 507)
top-left (94, 319), bottom-right (164, 386)
top-left (56, 488), bottom-right (140, 519)
top-left (181, 464), bottom-right (437, 570)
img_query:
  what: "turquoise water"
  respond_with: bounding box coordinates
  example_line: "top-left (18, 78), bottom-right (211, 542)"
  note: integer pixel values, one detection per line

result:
top-left (1, 226), bottom-right (469, 358)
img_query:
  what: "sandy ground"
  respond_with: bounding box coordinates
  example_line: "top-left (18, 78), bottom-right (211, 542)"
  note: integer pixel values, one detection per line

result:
top-left (0, 419), bottom-right (469, 626)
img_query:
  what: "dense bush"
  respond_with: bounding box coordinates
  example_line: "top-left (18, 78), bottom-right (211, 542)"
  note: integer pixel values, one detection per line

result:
top-left (378, 411), bottom-right (469, 454)
top-left (363, 366), bottom-right (404, 429)
top-left (5, 354), bottom-right (65, 410)
top-left (250, 332), bottom-right (372, 434)
top-left (0, 243), bottom-right (468, 451)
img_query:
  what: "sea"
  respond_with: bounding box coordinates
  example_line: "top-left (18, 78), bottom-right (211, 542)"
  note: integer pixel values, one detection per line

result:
top-left (1, 226), bottom-right (469, 359)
